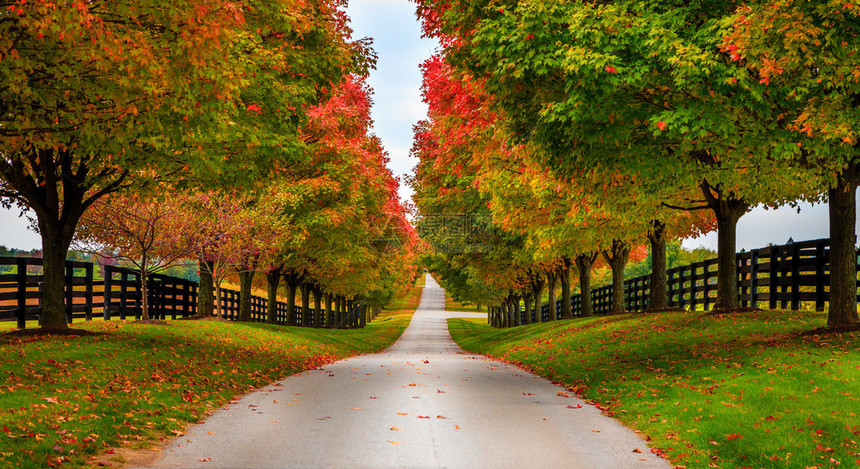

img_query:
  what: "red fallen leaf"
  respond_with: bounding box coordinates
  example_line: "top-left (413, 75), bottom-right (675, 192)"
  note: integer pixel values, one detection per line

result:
top-left (557, 392), bottom-right (570, 398)
top-left (632, 448), bottom-right (643, 453)
top-left (727, 434), bottom-right (743, 440)
top-left (523, 393), bottom-right (534, 396)
top-left (422, 360), bottom-right (429, 364)
top-left (567, 404), bottom-right (582, 409)
top-left (437, 390), bottom-right (446, 393)
top-left (417, 415), bottom-right (430, 419)
top-left (199, 458), bottom-right (211, 462)
top-left (436, 415), bottom-right (448, 419)
top-left (105, 450), bottom-right (115, 454)
top-left (764, 415), bottom-right (777, 422)
top-left (97, 463), bottom-right (112, 467)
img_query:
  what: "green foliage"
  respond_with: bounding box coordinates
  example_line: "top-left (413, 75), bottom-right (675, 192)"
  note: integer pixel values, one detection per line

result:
top-left (448, 310), bottom-right (860, 468)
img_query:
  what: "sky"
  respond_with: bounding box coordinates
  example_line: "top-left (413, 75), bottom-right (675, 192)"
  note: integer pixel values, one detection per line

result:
top-left (0, 0), bottom-right (852, 253)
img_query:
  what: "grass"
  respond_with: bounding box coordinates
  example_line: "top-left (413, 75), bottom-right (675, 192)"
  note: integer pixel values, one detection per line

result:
top-left (445, 297), bottom-right (484, 313)
top-left (0, 282), bottom-right (423, 468)
top-left (448, 309), bottom-right (860, 469)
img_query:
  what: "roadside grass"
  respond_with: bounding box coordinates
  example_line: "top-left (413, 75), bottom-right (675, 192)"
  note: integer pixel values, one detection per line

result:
top-left (0, 284), bottom-right (422, 468)
top-left (448, 309), bottom-right (860, 469)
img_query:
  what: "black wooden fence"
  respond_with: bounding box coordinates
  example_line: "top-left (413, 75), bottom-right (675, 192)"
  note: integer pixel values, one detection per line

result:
top-left (0, 258), bottom-right (366, 329)
top-left (526, 238), bottom-right (853, 323)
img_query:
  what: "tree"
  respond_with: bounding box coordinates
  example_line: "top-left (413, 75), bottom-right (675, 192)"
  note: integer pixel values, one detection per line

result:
top-left (723, 0), bottom-right (859, 328)
top-left (0, 0), bottom-right (360, 330)
top-left (73, 191), bottom-right (193, 320)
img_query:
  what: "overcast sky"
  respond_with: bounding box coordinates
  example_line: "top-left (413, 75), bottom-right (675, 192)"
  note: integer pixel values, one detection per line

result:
top-left (0, 0), bottom-right (850, 252)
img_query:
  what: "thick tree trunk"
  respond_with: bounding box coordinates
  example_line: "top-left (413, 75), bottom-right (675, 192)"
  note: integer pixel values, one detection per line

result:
top-left (560, 257), bottom-right (573, 318)
top-left (197, 259), bottom-right (215, 317)
top-left (283, 272), bottom-right (302, 326)
top-left (522, 291), bottom-right (532, 325)
top-left (39, 229), bottom-right (73, 328)
top-left (312, 285), bottom-right (323, 328)
top-left (575, 253), bottom-right (598, 317)
top-left (238, 269), bottom-right (254, 322)
top-left (828, 163), bottom-right (860, 327)
top-left (300, 283), bottom-right (312, 327)
top-left (546, 269), bottom-right (558, 321)
top-left (601, 239), bottom-right (631, 314)
top-left (702, 181), bottom-right (749, 311)
top-left (214, 283), bottom-right (223, 318)
top-left (266, 267), bottom-right (282, 324)
top-left (647, 221), bottom-right (668, 310)
top-left (335, 295), bottom-right (343, 328)
top-left (513, 295), bottom-right (522, 326)
top-left (325, 293), bottom-right (333, 328)
top-left (531, 275), bottom-right (545, 322)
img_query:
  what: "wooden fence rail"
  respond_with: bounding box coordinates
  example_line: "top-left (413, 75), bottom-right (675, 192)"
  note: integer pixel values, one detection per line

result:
top-left (517, 238), bottom-right (855, 324)
top-left (0, 258), bottom-right (367, 329)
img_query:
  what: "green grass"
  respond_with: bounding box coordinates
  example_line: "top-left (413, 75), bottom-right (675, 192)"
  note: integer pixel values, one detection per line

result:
top-left (448, 310), bottom-right (860, 469)
top-left (445, 297), bottom-right (484, 313)
top-left (0, 284), bottom-right (422, 468)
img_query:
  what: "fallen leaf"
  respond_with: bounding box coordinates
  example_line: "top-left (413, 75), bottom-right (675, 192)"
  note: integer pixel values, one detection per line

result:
top-left (207, 432), bottom-right (216, 435)
top-left (199, 458), bottom-right (211, 462)
top-left (523, 393), bottom-right (534, 396)
top-left (388, 441), bottom-right (400, 445)
top-left (390, 427), bottom-right (400, 431)
top-left (397, 412), bottom-right (408, 415)
top-left (566, 404), bottom-right (583, 409)
top-left (632, 448), bottom-right (643, 453)
top-left (454, 425), bottom-right (461, 430)
top-left (436, 415), bottom-right (448, 419)
top-left (352, 408), bottom-right (362, 411)
top-left (418, 415), bottom-right (430, 419)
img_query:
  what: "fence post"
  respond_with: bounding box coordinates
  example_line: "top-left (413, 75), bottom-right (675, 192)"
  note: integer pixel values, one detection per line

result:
top-left (749, 250), bottom-right (759, 309)
top-left (64, 262), bottom-right (74, 324)
top-left (119, 271), bottom-right (128, 320)
top-left (84, 263), bottom-right (93, 321)
top-left (790, 243), bottom-right (800, 310)
top-left (16, 258), bottom-right (27, 329)
top-left (768, 247), bottom-right (778, 310)
top-left (103, 265), bottom-right (112, 320)
top-left (816, 243), bottom-right (827, 311)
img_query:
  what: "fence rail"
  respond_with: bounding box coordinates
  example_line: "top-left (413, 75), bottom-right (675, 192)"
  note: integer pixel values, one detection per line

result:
top-left (0, 258), bottom-right (366, 329)
top-left (514, 238), bottom-right (856, 324)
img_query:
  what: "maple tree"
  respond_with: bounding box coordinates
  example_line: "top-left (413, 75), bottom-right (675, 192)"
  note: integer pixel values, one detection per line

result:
top-left (72, 190), bottom-right (194, 320)
top-left (414, 0), bottom-right (819, 314)
top-left (722, 0), bottom-right (860, 327)
top-left (0, 0), bottom-right (363, 330)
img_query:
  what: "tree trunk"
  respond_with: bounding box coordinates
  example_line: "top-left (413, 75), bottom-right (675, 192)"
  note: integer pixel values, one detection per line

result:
top-left (546, 269), bottom-right (558, 321)
top-left (828, 162), bottom-right (860, 327)
top-left (575, 253), bottom-right (598, 317)
top-left (266, 267), bottom-right (282, 324)
top-left (701, 182), bottom-right (749, 311)
top-left (325, 293), bottom-right (333, 328)
top-left (39, 228), bottom-right (73, 328)
top-left (283, 272), bottom-right (301, 326)
top-left (647, 220), bottom-right (668, 310)
top-left (560, 257), bottom-right (573, 318)
top-left (531, 275), bottom-right (545, 322)
top-left (312, 285), bottom-right (323, 328)
top-left (238, 269), bottom-right (254, 322)
top-left (301, 283), bottom-right (312, 327)
top-left (522, 291), bottom-right (532, 325)
top-left (214, 282), bottom-right (223, 318)
top-left (139, 252), bottom-right (151, 320)
top-left (513, 295), bottom-right (522, 326)
top-left (601, 239), bottom-right (631, 314)
top-left (335, 295), bottom-right (343, 328)
top-left (197, 259), bottom-right (215, 317)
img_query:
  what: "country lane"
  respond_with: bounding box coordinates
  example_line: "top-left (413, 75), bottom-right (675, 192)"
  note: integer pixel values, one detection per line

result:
top-left (143, 274), bottom-right (671, 469)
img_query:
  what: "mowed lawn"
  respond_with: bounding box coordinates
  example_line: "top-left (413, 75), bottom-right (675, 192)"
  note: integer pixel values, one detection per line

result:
top-left (0, 283), bottom-right (423, 468)
top-left (448, 310), bottom-right (859, 469)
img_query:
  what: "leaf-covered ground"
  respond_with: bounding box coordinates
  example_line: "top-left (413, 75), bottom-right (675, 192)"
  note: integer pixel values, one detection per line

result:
top-left (448, 310), bottom-right (860, 469)
top-left (0, 284), bottom-right (421, 468)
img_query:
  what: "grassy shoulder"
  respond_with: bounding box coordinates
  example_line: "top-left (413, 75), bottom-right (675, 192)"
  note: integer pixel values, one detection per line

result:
top-left (0, 283), bottom-right (422, 469)
top-left (444, 296), bottom-right (484, 313)
top-left (448, 310), bottom-right (860, 469)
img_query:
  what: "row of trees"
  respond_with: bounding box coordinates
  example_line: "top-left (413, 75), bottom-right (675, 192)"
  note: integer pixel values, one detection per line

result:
top-left (410, 0), bottom-right (859, 328)
top-left (0, 1), bottom-right (417, 330)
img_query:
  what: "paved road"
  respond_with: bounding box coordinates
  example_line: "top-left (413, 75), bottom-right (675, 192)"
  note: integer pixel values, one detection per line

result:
top-left (147, 275), bottom-right (671, 469)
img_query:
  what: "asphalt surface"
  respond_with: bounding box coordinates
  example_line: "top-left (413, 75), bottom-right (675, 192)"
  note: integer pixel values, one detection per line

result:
top-left (145, 275), bottom-right (671, 469)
